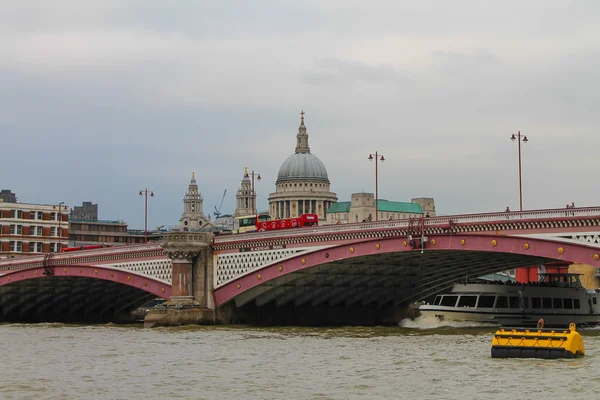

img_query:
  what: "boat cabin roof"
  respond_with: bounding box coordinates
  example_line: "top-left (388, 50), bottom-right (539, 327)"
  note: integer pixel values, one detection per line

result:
top-left (539, 273), bottom-right (582, 288)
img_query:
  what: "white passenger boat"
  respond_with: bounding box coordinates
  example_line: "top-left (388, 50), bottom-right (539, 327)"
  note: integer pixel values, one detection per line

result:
top-left (419, 273), bottom-right (600, 327)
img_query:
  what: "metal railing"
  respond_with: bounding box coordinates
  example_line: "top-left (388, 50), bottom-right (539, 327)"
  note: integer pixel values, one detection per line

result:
top-left (213, 206), bottom-right (600, 243)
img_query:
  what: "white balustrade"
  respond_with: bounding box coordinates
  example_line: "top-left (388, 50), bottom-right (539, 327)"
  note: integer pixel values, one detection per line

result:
top-left (0, 243), bottom-right (163, 270)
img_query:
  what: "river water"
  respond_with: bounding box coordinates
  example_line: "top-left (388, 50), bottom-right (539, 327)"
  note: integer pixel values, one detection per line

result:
top-left (2, 318), bottom-right (600, 400)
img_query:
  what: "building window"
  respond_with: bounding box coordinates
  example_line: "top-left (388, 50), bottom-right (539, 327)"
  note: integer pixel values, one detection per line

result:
top-left (15, 224), bottom-right (22, 235)
top-left (17, 210), bottom-right (22, 219)
top-left (36, 242), bottom-right (42, 252)
top-left (37, 211), bottom-right (43, 219)
top-left (10, 210), bottom-right (16, 218)
top-left (16, 241), bottom-right (22, 252)
top-left (50, 212), bottom-right (56, 221)
top-left (10, 241), bottom-right (15, 251)
top-left (37, 226), bottom-right (42, 236)
top-left (29, 242), bottom-right (35, 252)
top-left (29, 212), bottom-right (35, 219)
top-left (51, 227), bottom-right (57, 236)
top-left (9, 225), bottom-right (15, 234)
top-left (50, 243), bottom-right (57, 252)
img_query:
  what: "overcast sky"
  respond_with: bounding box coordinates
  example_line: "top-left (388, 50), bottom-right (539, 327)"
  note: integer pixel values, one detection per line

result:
top-left (2, 1), bottom-right (599, 229)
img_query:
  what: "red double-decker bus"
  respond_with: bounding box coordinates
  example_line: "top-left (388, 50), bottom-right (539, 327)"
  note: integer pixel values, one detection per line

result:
top-left (256, 214), bottom-right (318, 232)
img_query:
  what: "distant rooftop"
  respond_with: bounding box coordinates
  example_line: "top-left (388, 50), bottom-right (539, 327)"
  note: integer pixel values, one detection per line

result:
top-left (0, 189), bottom-right (17, 203)
top-left (70, 219), bottom-right (126, 225)
top-left (327, 200), bottom-right (423, 214)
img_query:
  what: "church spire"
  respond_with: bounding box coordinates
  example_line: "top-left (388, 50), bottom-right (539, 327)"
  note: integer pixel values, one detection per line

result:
top-left (234, 167), bottom-right (253, 216)
top-left (295, 110), bottom-right (310, 154)
top-left (179, 171), bottom-right (205, 230)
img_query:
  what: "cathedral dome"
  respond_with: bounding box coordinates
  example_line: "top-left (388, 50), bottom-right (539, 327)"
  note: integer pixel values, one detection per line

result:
top-left (276, 152), bottom-right (329, 184)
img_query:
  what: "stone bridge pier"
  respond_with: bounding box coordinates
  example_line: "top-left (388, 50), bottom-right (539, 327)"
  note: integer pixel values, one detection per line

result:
top-left (144, 232), bottom-right (216, 327)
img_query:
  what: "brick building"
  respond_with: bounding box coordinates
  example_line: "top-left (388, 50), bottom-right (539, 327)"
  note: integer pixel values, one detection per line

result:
top-left (0, 200), bottom-right (69, 258)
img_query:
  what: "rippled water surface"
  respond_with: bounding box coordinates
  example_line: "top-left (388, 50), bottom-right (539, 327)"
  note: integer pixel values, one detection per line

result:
top-left (2, 319), bottom-right (600, 400)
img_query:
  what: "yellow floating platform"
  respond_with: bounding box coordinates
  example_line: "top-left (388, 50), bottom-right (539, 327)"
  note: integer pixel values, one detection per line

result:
top-left (491, 323), bottom-right (585, 359)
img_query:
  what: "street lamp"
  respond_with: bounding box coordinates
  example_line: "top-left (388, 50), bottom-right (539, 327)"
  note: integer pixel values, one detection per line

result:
top-left (510, 131), bottom-right (529, 212)
top-left (139, 189), bottom-right (154, 243)
top-left (368, 152), bottom-right (385, 221)
top-left (57, 201), bottom-right (65, 252)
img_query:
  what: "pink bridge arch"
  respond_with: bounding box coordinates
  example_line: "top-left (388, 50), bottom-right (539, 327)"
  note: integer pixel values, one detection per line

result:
top-left (214, 234), bottom-right (600, 306)
top-left (0, 264), bottom-right (172, 299)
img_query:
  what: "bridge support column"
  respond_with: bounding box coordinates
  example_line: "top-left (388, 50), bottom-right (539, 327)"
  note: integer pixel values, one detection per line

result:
top-left (144, 232), bottom-right (215, 328)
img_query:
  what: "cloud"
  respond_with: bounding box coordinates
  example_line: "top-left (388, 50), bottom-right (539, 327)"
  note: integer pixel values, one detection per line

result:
top-left (2, 1), bottom-right (600, 227)
top-left (303, 57), bottom-right (412, 88)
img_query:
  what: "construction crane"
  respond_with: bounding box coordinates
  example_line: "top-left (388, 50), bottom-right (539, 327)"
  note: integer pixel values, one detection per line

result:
top-left (213, 189), bottom-right (227, 219)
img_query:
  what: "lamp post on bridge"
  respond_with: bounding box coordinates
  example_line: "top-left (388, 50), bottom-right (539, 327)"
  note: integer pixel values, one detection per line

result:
top-left (57, 201), bottom-right (65, 252)
top-left (139, 189), bottom-right (154, 243)
top-left (510, 131), bottom-right (529, 212)
top-left (368, 152), bottom-right (385, 221)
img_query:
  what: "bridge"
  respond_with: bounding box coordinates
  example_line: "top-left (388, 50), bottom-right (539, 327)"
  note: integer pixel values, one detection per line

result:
top-left (0, 244), bottom-right (171, 322)
top-left (2, 206), bottom-right (600, 324)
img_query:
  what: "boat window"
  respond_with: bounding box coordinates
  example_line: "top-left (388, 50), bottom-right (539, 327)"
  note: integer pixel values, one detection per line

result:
top-left (563, 298), bottom-right (573, 309)
top-left (523, 297), bottom-right (529, 308)
top-left (574, 299), bottom-right (580, 309)
top-left (552, 298), bottom-right (563, 309)
top-left (477, 295), bottom-right (495, 308)
top-left (542, 298), bottom-right (552, 309)
top-left (509, 296), bottom-right (520, 309)
top-left (457, 295), bottom-right (477, 307)
top-left (594, 297), bottom-right (598, 305)
top-left (440, 295), bottom-right (458, 307)
top-left (495, 296), bottom-right (508, 308)
top-left (433, 296), bottom-right (442, 306)
top-left (531, 297), bottom-right (542, 309)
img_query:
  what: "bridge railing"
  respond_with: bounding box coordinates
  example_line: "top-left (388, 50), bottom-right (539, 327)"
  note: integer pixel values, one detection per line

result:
top-left (213, 206), bottom-right (600, 243)
top-left (0, 243), bottom-right (163, 268)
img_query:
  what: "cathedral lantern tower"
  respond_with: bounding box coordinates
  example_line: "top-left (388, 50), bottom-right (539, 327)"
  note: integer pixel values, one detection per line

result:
top-left (179, 172), bottom-right (206, 230)
top-left (234, 167), bottom-right (253, 216)
top-left (268, 111), bottom-right (337, 220)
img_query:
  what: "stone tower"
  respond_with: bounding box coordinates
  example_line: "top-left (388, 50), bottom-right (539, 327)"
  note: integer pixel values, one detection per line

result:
top-left (411, 197), bottom-right (436, 217)
top-left (179, 172), bottom-right (206, 230)
top-left (234, 167), bottom-right (254, 216)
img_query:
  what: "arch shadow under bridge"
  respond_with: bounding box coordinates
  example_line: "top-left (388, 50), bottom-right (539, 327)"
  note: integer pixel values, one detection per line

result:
top-left (0, 265), bottom-right (172, 323)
